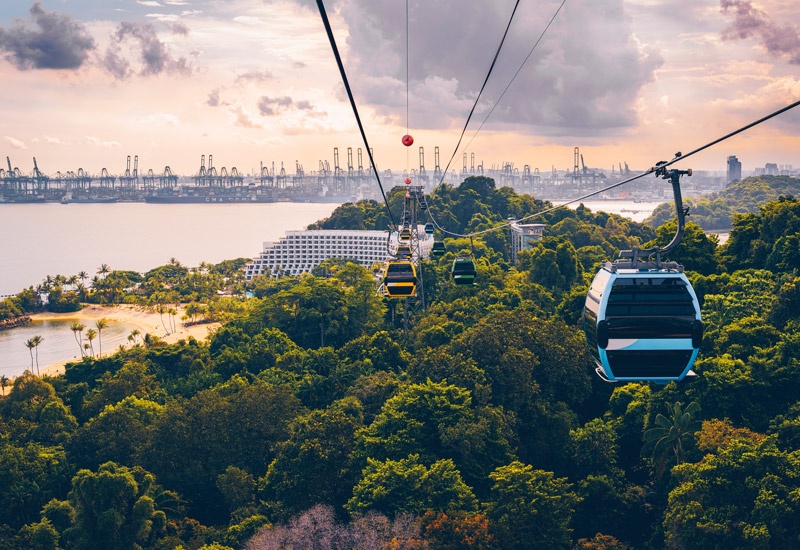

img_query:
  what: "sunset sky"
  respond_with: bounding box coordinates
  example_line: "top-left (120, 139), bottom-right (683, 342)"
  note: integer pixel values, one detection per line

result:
top-left (0, 0), bottom-right (798, 181)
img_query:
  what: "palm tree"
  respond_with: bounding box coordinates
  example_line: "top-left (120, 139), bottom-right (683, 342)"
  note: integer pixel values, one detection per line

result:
top-left (25, 338), bottom-right (35, 374)
top-left (643, 401), bottom-right (702, 477)
top-left (97, 264), bottom-right (110, 279)
top-left (30, 335), bottom-right (43, 376)
top-left (127, 328), bottom-right (141, 346)
top-left (85, 328), bottom-right (97, 357)
top-left (95, 318), bottom-right (108, 357)
top-left (71, 322), bottom-right (86, 357)
top-left (168, 307), bottom-right (177, 333)
top-left (157, 304), bottom-right (168, 335)
top-left (1, 375), bottom-right (8, 396)
top-left (66, 274), bottom-right (78, 290)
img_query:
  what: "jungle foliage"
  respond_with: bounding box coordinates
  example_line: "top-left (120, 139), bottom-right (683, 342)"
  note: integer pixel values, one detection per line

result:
top-left (2, 176), bottom-right (800, 549)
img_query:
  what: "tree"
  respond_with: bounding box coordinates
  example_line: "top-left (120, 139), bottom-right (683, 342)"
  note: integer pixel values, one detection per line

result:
top-left (0, 440), bottom-right (70, 529)
top-left (63, 462), bottom-right (167, 550)
top-left (421, 510), bottom-right (493, 550)
top-left (647, 220), bottom-right (719, 275)
top-left (568, 418), bottom-right (620, 479)
top-left (484, 461), bottom-right (581, 550)
top-left (17, 518), bottom-right (59, 550)
top-left (664, 435), bottom-right (800, 549)
top-left (85, 328), bottom-right (96, 357)
top-left (97, 264), bottom-right (110, 279)
top-left (31, 335), bottom-right (43, 376)
top-left (345, 454), bottom-right (477, 517)
top-left (642, 401), bottom-right (701, 478)
top-left (260, 397), bottom-right (364, 518)
top-left (216, 466), bottom-right (256, 517)
top-left (0, 374), bottom-right (7, 396)
top-left (24, 336), bottom-right (44, 376)
top-left (71, 323), bottom-right (86, 357)
top-left (71, 397), bottom-right (165, 470)
top-left (95, 318), bottom-right (108, 358)
top-left (355, 380), bottom-right (515, 491)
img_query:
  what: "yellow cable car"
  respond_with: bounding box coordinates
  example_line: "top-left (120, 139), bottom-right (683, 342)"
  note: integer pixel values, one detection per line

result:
top-left (396, 244), bottom-right (412, 258)
top-left (398, 226), bottom-right (412, 242)
top-left (383, 260), bottom-right (417, 297)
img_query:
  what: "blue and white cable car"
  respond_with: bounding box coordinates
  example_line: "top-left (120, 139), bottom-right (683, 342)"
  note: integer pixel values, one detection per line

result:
top-left (584, 166), bottom-right (703, 383)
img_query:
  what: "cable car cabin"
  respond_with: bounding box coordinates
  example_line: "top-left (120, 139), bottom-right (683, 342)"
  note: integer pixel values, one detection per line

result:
top-left (584, 265), bottom-right (703, 383)
top-left (396, 244), bottom-right (412, 259)
top-left (383, 260), bottom-right (417, 297)
top-left (424, 223), bottom-right (434, 236)
top-left (399, 227), bottom-right (412, 242)
top-left (431, 241), bottom-right (446, 258)
top-left (451, 256), bottom-right (477, 286)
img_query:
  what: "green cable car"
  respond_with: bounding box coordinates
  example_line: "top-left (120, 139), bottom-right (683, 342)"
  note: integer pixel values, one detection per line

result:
top-left (451, 256), bottom-right (477, 286)
top-left (431, 241), bottom-right (446, 259)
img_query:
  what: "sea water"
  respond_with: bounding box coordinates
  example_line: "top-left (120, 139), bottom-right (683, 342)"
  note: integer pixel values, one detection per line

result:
top-left (0, 202), bottom-right (340, 296)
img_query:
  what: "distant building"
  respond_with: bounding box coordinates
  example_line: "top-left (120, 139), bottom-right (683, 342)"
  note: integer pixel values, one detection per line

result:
top-left (244, 228), bottom-right (434, 279)
top-left (509, 220), bottom-right (546, 263)
top-left (726, 155), bottom-right (742, 183)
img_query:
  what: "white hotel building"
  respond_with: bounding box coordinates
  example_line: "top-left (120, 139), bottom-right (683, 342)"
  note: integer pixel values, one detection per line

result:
top-left (244, 229), bottom-right (434, 280)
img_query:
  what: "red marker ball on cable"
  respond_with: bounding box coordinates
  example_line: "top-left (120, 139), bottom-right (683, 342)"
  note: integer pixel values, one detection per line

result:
top-left (404, 177), bottom-right (411, 185)
top-left (402, 134), bottom-right (414, 146)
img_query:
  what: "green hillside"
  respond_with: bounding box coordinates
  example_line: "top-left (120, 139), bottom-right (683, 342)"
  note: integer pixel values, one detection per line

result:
top-left (645, 175), bottom-right (800, 230)
top-left (2, 178), bottom-right (800, 549)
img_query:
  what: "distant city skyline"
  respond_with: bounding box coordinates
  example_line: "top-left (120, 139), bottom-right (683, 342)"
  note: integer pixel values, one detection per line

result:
top-left (0, 0), bottom-right (798, 177)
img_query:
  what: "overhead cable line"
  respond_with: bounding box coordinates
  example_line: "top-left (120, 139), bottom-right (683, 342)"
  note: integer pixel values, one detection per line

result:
top-left (436, 0), bottom-right (522, 188)
top-left (447, 98), bottom-right (800, 239)
top-left (316, 0), bottom-right (397, 229)
top-left (426, 0), bottom-right (564, 237)
top-left (461, 0), bottom-right (568, 153)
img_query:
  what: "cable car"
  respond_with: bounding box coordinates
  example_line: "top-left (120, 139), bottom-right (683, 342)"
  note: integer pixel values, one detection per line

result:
top-left (431, 241), bottom-right (446, 259)
top-left (383, 260), bottom-right (417, 297)
top-left (584, 265), bottom-right (702, 383)
top-left (451, 256), bottom-right (477, 286)
top-left (584, 166), bottom-right (702, 383)
top-left (399, 226), bottom-right (412, 242)
top-left (424, 223), bottom-right (434, 236)
top-left (396, 244), bottom-right (412, 258)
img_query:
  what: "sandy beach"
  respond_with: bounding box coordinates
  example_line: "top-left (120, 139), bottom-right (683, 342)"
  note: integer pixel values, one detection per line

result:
top-left (28, 304), bottom-right (220, 377)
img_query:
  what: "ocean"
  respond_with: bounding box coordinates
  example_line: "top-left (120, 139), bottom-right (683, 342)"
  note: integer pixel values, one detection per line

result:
top-left (0, 202), bottom-right (340, 297)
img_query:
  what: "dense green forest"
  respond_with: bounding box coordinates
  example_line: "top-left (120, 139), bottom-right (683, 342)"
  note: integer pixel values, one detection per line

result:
top-left (646, 174), bottom-right (800, 230)
top-left (2, 176), bottom-right (800, 549)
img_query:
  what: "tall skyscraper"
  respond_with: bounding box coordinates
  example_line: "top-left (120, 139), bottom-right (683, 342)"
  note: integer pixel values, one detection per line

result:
top-left (727, 155), bottom-right (742, 183)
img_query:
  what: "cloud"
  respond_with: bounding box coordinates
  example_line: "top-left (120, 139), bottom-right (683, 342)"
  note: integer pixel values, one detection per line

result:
top-left (720, 0), bottom-right (800, 64)
top-left (4, 136), bottom-right (27, 149)
top-left (102, 21), bottom-right (193, 78)
top-left (207, 89), bottom-right (221, 107)
top-left (235, 70), bottom-right (273, 83)
top-left (0, 2), bottom-right (96, 70)
top-left (171, 22), bottom-right (190, 36)
top-left (257, 96), bottom-right (294, 116)
top-left (230, 105), bottom-right (263, 128)
top-left (85, 136), bottom-right (122, 148)
top-left (335, 0), bottom-right (663, 136)
top-left (139, 112), bottom-right (180, 126)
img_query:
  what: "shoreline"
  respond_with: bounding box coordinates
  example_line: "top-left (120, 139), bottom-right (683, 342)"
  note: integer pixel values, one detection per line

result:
top-left (26, 304), bottom-right (219, 377)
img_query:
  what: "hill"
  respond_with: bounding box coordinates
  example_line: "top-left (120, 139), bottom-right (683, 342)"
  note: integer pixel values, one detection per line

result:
top-left (644, 175), bottom-right (800, 230)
